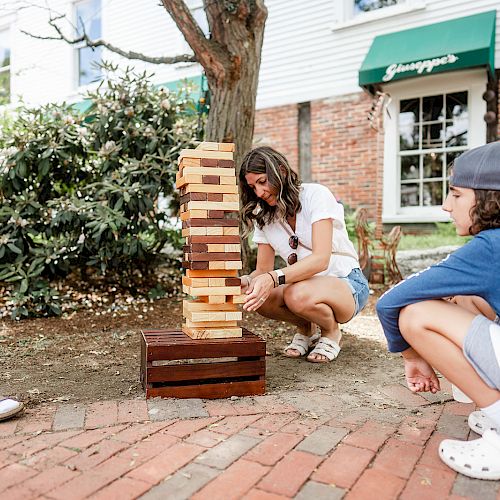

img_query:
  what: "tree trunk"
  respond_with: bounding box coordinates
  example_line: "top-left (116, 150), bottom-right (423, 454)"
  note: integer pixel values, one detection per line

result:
top-left (162, 0), bottom-right (267, 271)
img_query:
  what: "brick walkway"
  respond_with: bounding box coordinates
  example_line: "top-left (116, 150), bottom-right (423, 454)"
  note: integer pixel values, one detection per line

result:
top-left (1, 387), bottom-right (499, 499)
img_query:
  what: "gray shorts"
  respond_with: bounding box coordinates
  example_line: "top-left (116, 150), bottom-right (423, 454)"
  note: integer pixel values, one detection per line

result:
top-left (463, 315), bottom-right (500, 390)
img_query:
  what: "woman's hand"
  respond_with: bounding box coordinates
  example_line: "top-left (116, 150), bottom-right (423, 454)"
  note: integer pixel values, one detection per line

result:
top-left (403, 356), bottom-right (441, 394)
top-left (243, 272), bottom-right (275, 312)
top-left (240, 275), bottom-right (251, 293)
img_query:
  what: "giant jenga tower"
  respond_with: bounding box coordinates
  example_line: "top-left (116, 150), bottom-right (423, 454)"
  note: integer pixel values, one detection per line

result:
top-left (177, 142), bottom-right (245, 339)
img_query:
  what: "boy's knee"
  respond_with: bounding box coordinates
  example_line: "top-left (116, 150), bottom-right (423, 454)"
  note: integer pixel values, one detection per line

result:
top-left (399, 303), bottom-right (426, 339)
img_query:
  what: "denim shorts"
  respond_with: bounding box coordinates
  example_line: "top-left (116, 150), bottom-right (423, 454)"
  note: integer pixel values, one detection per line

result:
top-left (340, 268), bottom-right (370, 319)
top-left (463, 314), bottom-right (500, 390)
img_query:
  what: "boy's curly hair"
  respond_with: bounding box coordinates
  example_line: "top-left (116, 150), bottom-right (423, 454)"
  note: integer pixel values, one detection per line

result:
top-left (470, 189), bottom-right (500, 234)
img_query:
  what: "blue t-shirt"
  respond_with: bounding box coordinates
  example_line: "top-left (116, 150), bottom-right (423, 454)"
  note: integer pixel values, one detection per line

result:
top-left (376, 228), bottom-right (500, 352)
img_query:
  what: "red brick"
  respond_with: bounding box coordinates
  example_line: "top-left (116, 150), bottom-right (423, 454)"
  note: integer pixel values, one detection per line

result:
top-left (9, 430), bottom-right (82, 457)
top-left (312, 444), bottom-right (374, 488)
top-left (257, 450), bottom-right (323, 497)
top-left (193, 459), bottom-right (269, 500)
top-left (18, 465), bottom-right (80, 495)
top-left (279, 418), bottom-right (321, 436)
top-left (244, 433), bottom-right (303, 466)
top-left (117, 400), bottom-right (149, 424)
top-left (64, 438), bottom-right (128, 471)
top-left (112, 421), bottom-right (172, 444)
top-left (417, 433), bottom-right (454, 471)
top-left (372, 438), bottom-right (423, 479)
top-left (164, 417), bottom-right (220, 438)
top-left (396, 416), bottom-right (436, 445)
top-left (379, 385), bottom-right (429, 407)
top-left (126, 442), bottom-right (204, 484)
top-left (401, 464), bottom-right (456, 500)
top-left (85, 401), bottom-right (118, 429)
top-left (91, 477), bottom-right (151, 500)
top-left (185, 428), bottom-right (227, 448)
top-left (115, 432), bottom-right (178, 464)
top-left (443, 401), bottom-right (476, 416)
top-left (58, 424), bottom-right (126, 450)
top-left (0, 463), bottom-right (38, 493)
top-left (0, 434), bottom-right (26, 450)
top-left (251, 396), bottom-right (297, 414)
top-left (15, 407), bottom-right (55, 435)
top-left (211, 415), bottom-right (262, 436)
top-left (21, 446), bottom-right (78, 471)
top-left (0, 419), bottom-right (18, 437)
top-left (243, 490), bottom-right (289, 500)
top-left (205, 401), bottom-right (239, 416)
top-left (347, 468), bottom-right (405, 500)
top-left (342, 421), bottom-right (396, 452)
top-left (250, 413), bottom-right (299, 433)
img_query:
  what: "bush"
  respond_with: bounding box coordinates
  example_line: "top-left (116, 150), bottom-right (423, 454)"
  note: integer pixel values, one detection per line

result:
top-left (0, 65), bottom-right (199, 318)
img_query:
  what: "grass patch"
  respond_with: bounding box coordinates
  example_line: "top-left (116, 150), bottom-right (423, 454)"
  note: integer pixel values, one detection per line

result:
top-left (398, 222), bottom-right (469, 251)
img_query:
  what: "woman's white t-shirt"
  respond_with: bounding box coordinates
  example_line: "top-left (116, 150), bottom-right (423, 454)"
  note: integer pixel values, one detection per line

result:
top-left (252, 183), bottom-right (359, 278)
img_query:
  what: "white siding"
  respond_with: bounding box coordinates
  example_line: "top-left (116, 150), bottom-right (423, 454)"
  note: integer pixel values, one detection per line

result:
top-left (2, 0), bottom-right (500, 108)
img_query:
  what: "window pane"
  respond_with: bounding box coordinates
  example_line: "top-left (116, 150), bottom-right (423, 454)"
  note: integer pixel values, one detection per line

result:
top-left (399, 99), bottom-right (419, 150)
top-left (422, 123), bottom-right (443, 149)
top-left (423, 152), bottom-right (443, 178)
top-left (79, 46), bottom-right (102, 86)
top-left (446, 91), bottom-right (467, 120)
top-left (76, 0), bottom-right (101, 39)
top-left (401, 155), bottom-right (419, 180)
top-left (423, 182), bottom-right (443, 206)
top-left (0, 69), bottom-right (10, 104)
top-left (422, 95), bottom-right (444, 122)
top-left (401, 183), bottom-right (420, 207)
top-left (0, 29), bottom-right (10, 68)
top-left (445, 92), bottom-right (468, 147)
top-left (354, 0), bottom-right (400, 14)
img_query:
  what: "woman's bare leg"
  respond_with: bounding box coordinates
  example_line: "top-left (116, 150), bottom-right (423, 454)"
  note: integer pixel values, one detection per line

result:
top-left (399, 300), bottom-right (500, 407)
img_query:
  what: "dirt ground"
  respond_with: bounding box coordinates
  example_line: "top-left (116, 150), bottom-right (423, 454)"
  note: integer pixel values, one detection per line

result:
top-left (0, 290), bottom-right (408, 415)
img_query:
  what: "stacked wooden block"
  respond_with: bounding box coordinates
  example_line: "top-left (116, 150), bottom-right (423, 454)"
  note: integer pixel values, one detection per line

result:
top-left (177, 142), bottom-right (245, 339)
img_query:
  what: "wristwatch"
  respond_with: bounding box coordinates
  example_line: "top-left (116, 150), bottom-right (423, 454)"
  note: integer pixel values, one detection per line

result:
top-left (275, 269), bottom-right (286, 286)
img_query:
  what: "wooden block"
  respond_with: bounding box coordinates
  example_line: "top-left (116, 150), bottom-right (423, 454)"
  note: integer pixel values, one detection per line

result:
top-left (186, 252), bottom-right (241, 262)
top-left (203, 175), bottom-right (220, 185)
top-left (180, 210), bottom-right (207, 221)
top-left (187, 201), bottom-right (239, 211)
top-left (224, 261), bottom-right (243, 270)
top-left (228, 295), bottom-right (246, 304)
top-left (200, 158), bottom-right (218, 167)
top-left (181, 167), bottom-right (236, 178)
top-left (223, 227), bottom-right (240, 236)
top-left (178, 157), bottom-right (201, 167)
top-left (187, 235), bottom-right (240, 244)
top-left (207, 244), bottom-right (225, 252)
top-left (183, 243), bottom-right (209, 253)
top-left (208, 295), bottom-right (227, 304)
top-left (179, 149), bottom-right (233, 160)
top-left (208, 210), bottom-right (225, 218)
top-left (176, 174), bottom-right (203, 188)
top-left (183, 299), bottom-right (239, 312)
top-left (183, 219), bottom-right (239, 228)
top-left (207, 193), bottom-right (223, 202)
top-left (182, 227), bottom-right (207, 237)
top-left (225, 311), bottom-right (243, 321)
top-left (185, 320), bottom-right (238, 328)
top-left (140, 328), bottom-right (265, 399)
top-left (186, 269), bottom-right (239, 278)
top-left (206, 227), bottom-right (224, 236)
top-left (218, 159), bottom-right (235, 167)
top-left (184, 183), bottom-right (238, 194)
top-left (179, 192), bottom-right (207, 204)
top-left (208, 261), bottom-right (226, 270)
top-left (184, 285), bottom-right (241, 296)
top-left (207, 277), bottom-right (227, 287)
top-left (219, 143), bottom-right (235, 152)
top-left (224, 244), bottom-right (241, 253)
top-left (225, 277), bottom-right (241, 286)
top-left (220, 176), bottom-right (237, 185)
top-left (182, 276), bottom-right (210, 287)
top-left (223, 194), bottom-right (239, 202)
top-left (183, 326), bottom-right (242, 339)
top-left (196, 141), bottom-right (220, 151)
top-left (182, 261), bottom-right (210, 270)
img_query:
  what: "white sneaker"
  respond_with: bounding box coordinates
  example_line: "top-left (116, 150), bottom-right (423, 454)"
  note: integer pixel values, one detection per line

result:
top-left (468, 410), bottom-right (498, 436)
top-left (0, 399), bottom-right (24, 421)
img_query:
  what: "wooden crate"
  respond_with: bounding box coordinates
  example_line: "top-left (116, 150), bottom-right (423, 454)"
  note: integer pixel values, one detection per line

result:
top-left (140, 328), bottom-right (266, 399)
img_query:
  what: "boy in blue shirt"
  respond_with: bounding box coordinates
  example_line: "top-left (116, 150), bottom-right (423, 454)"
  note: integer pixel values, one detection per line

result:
top-left (377, 141), bottom-right (500, 480)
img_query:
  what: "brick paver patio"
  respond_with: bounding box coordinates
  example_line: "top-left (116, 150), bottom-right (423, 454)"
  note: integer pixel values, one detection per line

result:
top-left (1, 383), bottom-right (499, 499)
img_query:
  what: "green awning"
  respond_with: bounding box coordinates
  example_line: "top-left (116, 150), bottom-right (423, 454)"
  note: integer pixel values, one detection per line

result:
top-left (359, 10), bottom-right (496, 88)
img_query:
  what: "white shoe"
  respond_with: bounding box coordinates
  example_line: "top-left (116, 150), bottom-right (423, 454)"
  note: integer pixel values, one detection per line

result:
top-left (0, 399), bottom-right (24, 421)
top-left (468, 410), bottom-right (498, 436)
top-left (439, 430), bottom-right (500, 480)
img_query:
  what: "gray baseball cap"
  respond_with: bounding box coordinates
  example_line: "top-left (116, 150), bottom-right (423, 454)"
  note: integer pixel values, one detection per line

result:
top-left (450, 141), bottom-right (500, 191)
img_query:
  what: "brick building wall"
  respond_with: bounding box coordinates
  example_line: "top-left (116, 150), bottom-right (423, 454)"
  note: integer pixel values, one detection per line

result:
top-left (254, 92), bottom-right (383, 228)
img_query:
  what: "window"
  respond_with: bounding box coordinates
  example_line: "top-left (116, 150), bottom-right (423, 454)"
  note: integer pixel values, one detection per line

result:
top-left (0, 28), bottom-right (10, 104)
top-left (354, 0), bottom-right (401, 16)
top-left (74, 0), bottom-right (102, 87)
top-left (399, 92), bottom-right (468, 208)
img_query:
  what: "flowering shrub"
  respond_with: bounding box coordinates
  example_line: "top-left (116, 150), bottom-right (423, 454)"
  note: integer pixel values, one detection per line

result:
top-left (0, 66), bottom-right (198, 318)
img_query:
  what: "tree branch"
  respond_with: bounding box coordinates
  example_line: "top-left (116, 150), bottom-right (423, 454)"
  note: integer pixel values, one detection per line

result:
top-left (20, 13), bottom-right (196, 65)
